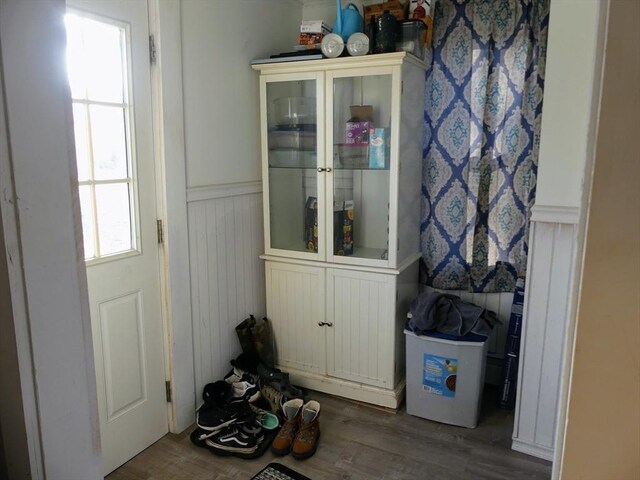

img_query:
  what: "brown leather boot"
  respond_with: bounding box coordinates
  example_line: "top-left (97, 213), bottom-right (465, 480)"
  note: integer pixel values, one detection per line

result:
top-left (270, 398), bottom-right (303, 455)
top-left (291, 400), bottom-right (320, 459)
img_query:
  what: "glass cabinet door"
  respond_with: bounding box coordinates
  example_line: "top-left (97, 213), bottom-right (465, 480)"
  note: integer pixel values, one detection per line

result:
top-left (328, 71), bottom-right (393, 265)
top-left (263, 77), bottom-right (324, 258)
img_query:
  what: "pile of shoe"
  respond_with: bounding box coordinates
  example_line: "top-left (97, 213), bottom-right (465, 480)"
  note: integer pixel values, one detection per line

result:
top-left (253, 360), bottom-right (322, 460)
top-left (271, 398), bottom-right (321, 460)
top-left (190, 356), bottom-right (280, 459)
top-left (191, 330), bottom-right (322, 460)
top-left (257, 363), bottom-right (306, 414)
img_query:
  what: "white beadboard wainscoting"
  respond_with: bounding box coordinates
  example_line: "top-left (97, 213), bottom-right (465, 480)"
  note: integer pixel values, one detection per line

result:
top-left (422, 286), bottom-right (514, 385)
top-left (187, 182), bottom-right (266, 401)
top-left (512, 206), bottom-right (579, 460)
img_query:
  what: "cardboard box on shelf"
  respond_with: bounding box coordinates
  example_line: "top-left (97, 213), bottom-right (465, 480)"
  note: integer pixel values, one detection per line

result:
top-left (334, 200), bottom-right (354, 256)
top-left (409, 0), bottom-right (435, 48)
top-left (345, 105), bottom-right (373, 146)
top-left (299, 32), bottom-right (327, 45)
top-left (364, 0), bottom-right (408, 26)
top-left (300, 20), bottom-right (332, 34)
top-left (304, 196), bottom-right (318, 252)
top-left (368, 128), bottom-right (387, 169)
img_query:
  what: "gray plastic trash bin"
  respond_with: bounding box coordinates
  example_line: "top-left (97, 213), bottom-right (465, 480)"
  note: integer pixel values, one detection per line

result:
top-left (405, 329), bottom-right (488, 428)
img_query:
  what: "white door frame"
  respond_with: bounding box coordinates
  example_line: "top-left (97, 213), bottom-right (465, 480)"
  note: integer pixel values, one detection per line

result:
top-left (148, 0), bottom-right (195, 433)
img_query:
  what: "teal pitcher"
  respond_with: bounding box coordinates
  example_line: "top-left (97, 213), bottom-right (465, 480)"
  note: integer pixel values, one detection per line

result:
top-left (333, 1), bottom-right (364, 42)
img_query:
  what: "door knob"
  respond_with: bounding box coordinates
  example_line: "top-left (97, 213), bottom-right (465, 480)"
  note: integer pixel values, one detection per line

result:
top-left (318, 321), bottom-right (326, 326)
top-left (326, 322), bottom-right (333, 327)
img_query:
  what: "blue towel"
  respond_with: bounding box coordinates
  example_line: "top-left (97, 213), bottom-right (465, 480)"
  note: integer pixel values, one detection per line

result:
top-left (407, 292), bottom-right (500, 339)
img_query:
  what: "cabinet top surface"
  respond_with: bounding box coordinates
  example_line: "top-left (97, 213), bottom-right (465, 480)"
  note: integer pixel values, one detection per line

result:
top-left (251, 51), bottom-right (427, 74)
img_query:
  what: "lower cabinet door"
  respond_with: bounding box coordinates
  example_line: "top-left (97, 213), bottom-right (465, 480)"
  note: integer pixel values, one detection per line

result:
top-left (326, 268), bottom-right (396, 388)
top-left (265, 261), bottom-right (326, 375)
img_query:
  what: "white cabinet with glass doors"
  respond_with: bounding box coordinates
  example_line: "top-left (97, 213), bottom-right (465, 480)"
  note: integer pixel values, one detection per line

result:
top-left (253, 52), bottom-right (426, 408)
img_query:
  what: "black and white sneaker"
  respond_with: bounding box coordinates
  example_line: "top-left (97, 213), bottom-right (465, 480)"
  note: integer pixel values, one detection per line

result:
top-left (206, 426), bottom-right (259, 454)
top-left (196, 401), bottom-right (252, 438)
top-left (229, 381), bottom-right (261, 404)
top-left (202, 380), bottom-right (232, 406)
top-left (241, 419), bottom-right (265, 445)
top-left (224, 367), bottom-right (258, 385)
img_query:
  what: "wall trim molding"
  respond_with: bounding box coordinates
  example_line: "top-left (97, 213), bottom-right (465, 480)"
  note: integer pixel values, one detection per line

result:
top-left (187, 181), bottom-right (262, 203)
top-left (512, 439), bottom-right (554, 462)
top-left (531, 205), bottom-right (580, 224)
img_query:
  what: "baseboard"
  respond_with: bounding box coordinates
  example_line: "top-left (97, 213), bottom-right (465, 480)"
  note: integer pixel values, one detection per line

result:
top-left (511, 438), bottom-right (554, 461)
top-left (285, 367), bottom-right (406, 410)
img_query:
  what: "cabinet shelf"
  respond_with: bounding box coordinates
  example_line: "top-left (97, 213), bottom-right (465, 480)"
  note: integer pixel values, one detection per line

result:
top-left (268, 148), bottom-right (316, 169)
top-left (333, 165), bottom-right (390, 171)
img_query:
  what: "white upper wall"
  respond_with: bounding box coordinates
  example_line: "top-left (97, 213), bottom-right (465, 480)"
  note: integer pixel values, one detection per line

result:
top-left (303, 0), bottom-right (364, 24)
top-left (182, 0), bottom-right (302, 188)
top-left (536, 0), bottom-right (602, 208)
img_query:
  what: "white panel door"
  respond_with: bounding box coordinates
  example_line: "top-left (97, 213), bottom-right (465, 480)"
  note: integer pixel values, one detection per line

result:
top-left (326, 268), bottom-right (395, 388)
top-left (65, 0), bottom-right (167, 474)
top-left (265, 262), bottom-right (326, 375)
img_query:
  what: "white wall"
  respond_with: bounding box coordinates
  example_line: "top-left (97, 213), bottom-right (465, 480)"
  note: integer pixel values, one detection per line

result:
top-left (0, 0), bottom-right (101, 478)
top-left (170, 0), bottom-right (302, 416)
top-left (182, 0), bottom-right (302, 188)
top-left (303, 0), bottom-right (362, 24)
top-left (513, 0), bottom-right (607, 461)
top-left (535, 0), bottom-right (602, 208)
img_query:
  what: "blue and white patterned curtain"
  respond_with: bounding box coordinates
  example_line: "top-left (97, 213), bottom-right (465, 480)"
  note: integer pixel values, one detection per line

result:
top-left (421, 0), bottom-right (549, 293)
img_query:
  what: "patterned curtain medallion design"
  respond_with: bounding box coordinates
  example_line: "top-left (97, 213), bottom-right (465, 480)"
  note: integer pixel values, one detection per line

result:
top-left (421, 0), bottom-right (549, 292)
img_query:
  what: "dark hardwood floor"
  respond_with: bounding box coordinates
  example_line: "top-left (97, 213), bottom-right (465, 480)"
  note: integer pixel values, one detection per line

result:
top-left (107, 386), bottom-right (551, 480)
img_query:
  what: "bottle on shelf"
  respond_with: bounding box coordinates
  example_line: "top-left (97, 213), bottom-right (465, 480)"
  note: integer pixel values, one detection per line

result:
top-left (374, 10), bottom-right (397, 54)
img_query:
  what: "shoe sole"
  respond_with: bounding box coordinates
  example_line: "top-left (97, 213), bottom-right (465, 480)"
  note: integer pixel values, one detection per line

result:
top-left (270, 444), bottom-right (291, 456)
top-left (205, 440), bottom-right (258, 454)
top-left (290, 431), bottom-right (320, 460)
top-left (196, 417), bottom-right (237, 438)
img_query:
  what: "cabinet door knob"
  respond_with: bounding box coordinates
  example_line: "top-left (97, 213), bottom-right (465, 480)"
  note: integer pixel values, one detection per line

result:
top-left (317, 167), bottom-right (325, 172)
top-left (325, 167), bottom-right (332, 172)
top-left (318, 321), bottom-right (326, 326)
top-left (326, 322), bottom-right (333, 327)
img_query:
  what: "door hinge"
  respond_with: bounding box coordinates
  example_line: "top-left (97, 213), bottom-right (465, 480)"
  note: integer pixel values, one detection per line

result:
top-left (165, 381), bottom-right (172, 403)
top-left (149, 35), bottom-right (157, 65)
top-left (157, 219), bottom-right (164, 245)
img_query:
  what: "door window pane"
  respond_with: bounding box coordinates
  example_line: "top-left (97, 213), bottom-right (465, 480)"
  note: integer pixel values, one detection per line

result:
top-left (90, 105), bottom-right (128, 180)
top-left (65, 14), bottom-right (88, 100)
top-left (95, 183), bottom-right (133, 256)
top-left (78, 185), bottom-right (96, 259)
top-left (66, 12), bottom-right (137, 261)
top-left (72, 103), bottom-right (91, 181)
